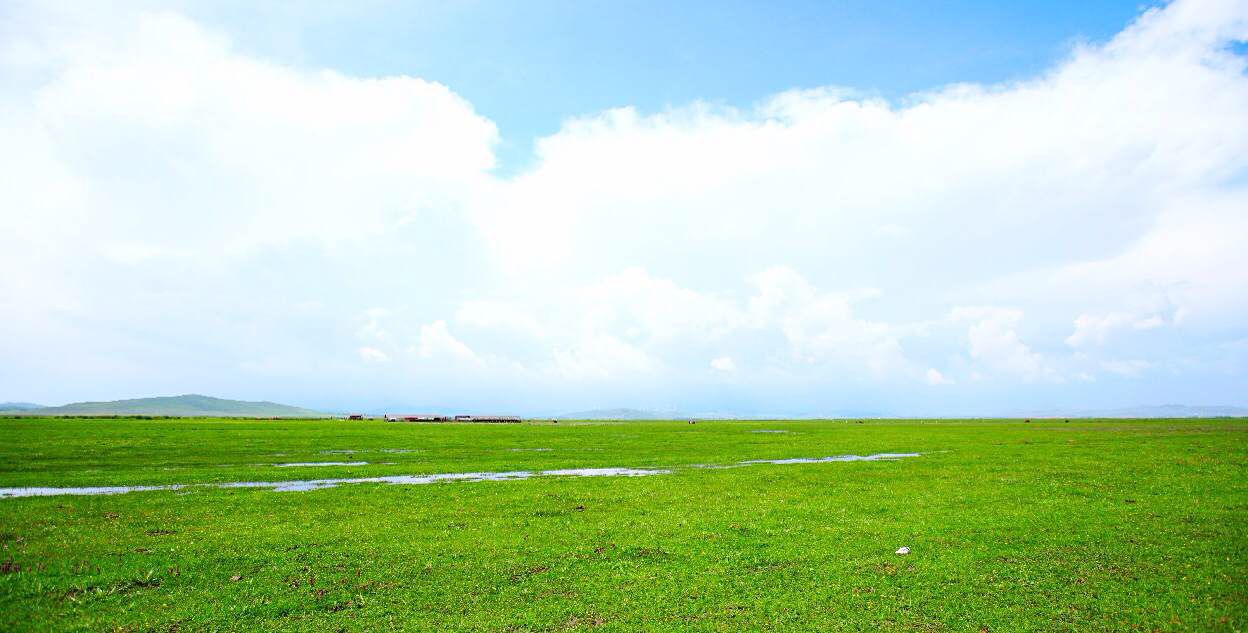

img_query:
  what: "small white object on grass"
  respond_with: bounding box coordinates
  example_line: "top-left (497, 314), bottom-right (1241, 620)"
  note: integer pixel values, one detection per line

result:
top-left (895, 546), bottom-right (910, 555)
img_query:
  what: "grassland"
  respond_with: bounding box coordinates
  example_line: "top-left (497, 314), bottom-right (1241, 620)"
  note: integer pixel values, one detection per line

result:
top-left (0, 417), bottom-right (1244, 631)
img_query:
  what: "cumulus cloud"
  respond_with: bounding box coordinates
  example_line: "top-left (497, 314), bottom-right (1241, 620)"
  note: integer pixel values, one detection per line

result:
top-left (443, 266), bottom-right (911, 384)
top-left (551, 334), bottom-right (655, 380)
top-left (357, 308), bottom-right (395, 343)
top-left (1, 0), bottom-right (1246, 412)
top-left (1054, 191), bottom-right (1248, 333)
top-left (925, 369), bottom-right (952, 385)
top-left (578, 268), bottom-right (744, 344)
top-left (357, 347), bottom-right (390, 363)
top-left (1066, 311), bottom-right (1168, 348)
top-left (474, 0), bottom-right (1248, 299)
top-left (950, 307), bottom-right (1058, 382)
top-left (1, 11), bottom-right (496, 259)
top-left (746, 267), bottom-right (905, 375)
top-left (414, 321), bottom-right (482, 367)
top-left (455, 0), bottom-right (1247, 405)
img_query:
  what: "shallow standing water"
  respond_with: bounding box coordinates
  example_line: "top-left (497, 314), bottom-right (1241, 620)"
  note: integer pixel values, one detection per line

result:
top-left (274, 461), bottom-right (369, 467)
top-left (0, 453), bottom-right (920, 498)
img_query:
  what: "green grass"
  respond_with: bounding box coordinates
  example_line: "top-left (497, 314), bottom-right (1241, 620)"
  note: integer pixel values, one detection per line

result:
top-left (0, 417), bottom-right (1244, 631)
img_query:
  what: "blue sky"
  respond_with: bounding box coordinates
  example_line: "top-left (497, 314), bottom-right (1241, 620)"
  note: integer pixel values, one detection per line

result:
top-left (1, 0), bottom-right (1246, 415)
top-left (181, 0), bottom-right (1153, 172)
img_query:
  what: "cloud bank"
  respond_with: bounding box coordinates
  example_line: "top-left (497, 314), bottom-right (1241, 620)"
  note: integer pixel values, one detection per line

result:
top-left (2, 0), bottom-right (1246, 413)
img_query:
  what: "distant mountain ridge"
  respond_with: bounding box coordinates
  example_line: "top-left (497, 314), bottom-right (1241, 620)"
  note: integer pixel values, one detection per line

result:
top-left (552, 408), bottom-right (882, 420)
top-left (0, 394), bottom-right (324, 417)
top-left (558, 404), bottom-right (1248, 420)
top-left (1042, 404), bottom-right (1248, 418)
top-left (3, 398), bottom-right (1242, 419)
top-left (0, 402), bottom-right (44, 411)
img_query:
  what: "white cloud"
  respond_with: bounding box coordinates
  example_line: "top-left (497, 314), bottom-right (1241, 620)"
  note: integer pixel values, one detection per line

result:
top-left (357, 347), bottom-right (389, 363)
top-left (1066, 311), bottom-right (1168, 348)
top-left (454, 0), bottom-right (1248, 404)
top-left (746, 267), bottom-right (905, 375)
top-left (579, 268), bottom-right (744, 343)
top-left (551, 334), bottom-right (655, 380)
top-left (925, 368), bottom-right (952, 385)
top-left (1, 11), bottom-right (496, 261)
top-left (2, 0), bottom-right (1247, 411)
top-left (1101, 359), bottom-right (1156, 377)
top-left (414, 321), bottom-right (482, 366)
top-left (1055, 191), bottom-right (1248, 333)
top-left (473, 0), bottom-right (1248, 300)
top-left (357, 308), bottom-right (394, 343)
top-left (950, 307), bottom-right (1057, 382)
top-left (455, 300), bottom-right (545, 337)
top-left (454, 268), bottom-right (734, 381)
top-left (441, 266), bottom-right (910, 382)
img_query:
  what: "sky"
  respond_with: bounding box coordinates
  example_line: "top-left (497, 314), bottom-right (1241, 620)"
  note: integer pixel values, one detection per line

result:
top-left (1, 0), bottom-right (1246, 415)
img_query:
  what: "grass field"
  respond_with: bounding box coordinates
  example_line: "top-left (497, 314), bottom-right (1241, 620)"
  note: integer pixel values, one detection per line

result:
top-left (0, 417), bottom-right (1244, 631)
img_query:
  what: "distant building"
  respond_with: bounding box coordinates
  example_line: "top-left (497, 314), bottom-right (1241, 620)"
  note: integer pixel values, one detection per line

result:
top-left (384, 414), bottom-right (451, 422)
top-left (347, 414), bottom-right (364, 420)
top-left (453, 415), bottom-right (522, 423)
top-left (383, 413), bottom-right (521, 423)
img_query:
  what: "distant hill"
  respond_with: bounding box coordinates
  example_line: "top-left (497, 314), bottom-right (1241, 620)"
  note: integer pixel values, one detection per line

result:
top-left (1, 394), bottom-right (324, 417)
top-left (1023, 404), bottom-right (1248, 418)
top-left (1074, 404), bottom-right (1248, 418)
top-left (554, 407), bottom-right (896, 420)
top-left (554, 408), bottom-right (894, 420)
top-left (0, 402), bottom-right (44, 411)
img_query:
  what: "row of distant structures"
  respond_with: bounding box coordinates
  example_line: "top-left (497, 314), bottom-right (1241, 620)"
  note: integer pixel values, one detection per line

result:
top-left (346, 413), bottom-right (522, 423)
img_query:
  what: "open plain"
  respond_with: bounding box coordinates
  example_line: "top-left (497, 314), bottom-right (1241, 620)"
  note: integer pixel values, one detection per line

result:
top-left (0, 416), bottom-right (1244, 631)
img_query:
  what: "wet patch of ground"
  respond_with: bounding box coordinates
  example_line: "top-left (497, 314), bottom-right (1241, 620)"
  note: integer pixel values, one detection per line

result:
top-left (0, 467), bottom-right (671, 497)
top-left (741, 453), bottom-right (920, 465)
top-left (274, 462), bottom-right (369, 468)
top-left (0, 454), bottom-right (920, 498)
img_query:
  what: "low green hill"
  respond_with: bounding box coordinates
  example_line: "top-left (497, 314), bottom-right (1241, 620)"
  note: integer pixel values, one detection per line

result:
top-left (2, 394), bottom-right (324, 417)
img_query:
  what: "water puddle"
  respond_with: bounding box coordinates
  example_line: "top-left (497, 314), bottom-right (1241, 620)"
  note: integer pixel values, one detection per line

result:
top-left (0, 453), bottom-right (921, 499)
top-left (274, 461), bottom-right (368, 468)
top-left (541, 468), bottom-right (666, 477)
top-left (218, 472), bottom-right (531, 492)
top-left (0, 468), bottom-right (670, 498)
top-left (320, 449), bottom-right (417, 455)
top-left (742, 453), bottom-right (920, 465)
top-left (0, 485), bottom-right (184, 498)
